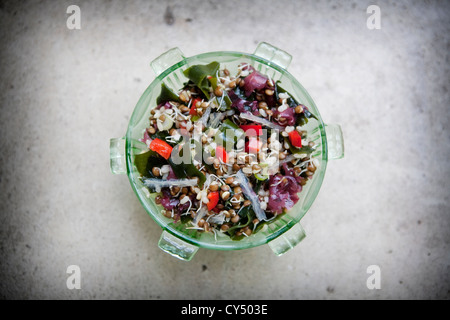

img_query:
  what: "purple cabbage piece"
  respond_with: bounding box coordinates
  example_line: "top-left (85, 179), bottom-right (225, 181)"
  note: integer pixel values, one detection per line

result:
top-left (161, 188), bottom-right (197, 214)
top-left (248, 101), bottom-right (260, 116)
top-left (267, 174), bottom-right (301, 214)
top-left (243, 70), bottom-right (268, 96)
top-left (157, 101), bottom-right (173, 109)
top-left (177, 194), bottom-right (197, 213)
top-left (282, 163), bottom-right (295, 177)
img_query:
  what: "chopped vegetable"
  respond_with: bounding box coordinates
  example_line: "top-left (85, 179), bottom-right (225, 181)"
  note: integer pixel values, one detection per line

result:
top-left (243, 69), bottom-right (268, 96)
top-left (254, 172), bottom-right (269, 181)
top-left (267, 175), bottom-right (301, 214)
top-left (157, 115), bottom-right (174, 131)
top-left (135, 150), bottom-right (166, 178)
top-left (240, 124), bottom-right (263, 136)
top-left (208, 112), bottom-right (227, 128)
top-left (142, 178), bottom-right (199, 189)
top-left (156, 83), bottom-right (182, 105)
top-left (236, 170), bottom-right (267, 221)
top-left (288, 130), bottom-right (302, 148)
top-left (284, 137), bottom-right (315, 156)
top-left (215, 145), bottom-right (228, 163)
top-left (160, 188), bottom-right (180, 210)
top-left (168, 146), bottom-right (206, 188)
top-left (207, 191), bottom-right (220, 211)
top-left (200, 105), bottom-right (212, 126)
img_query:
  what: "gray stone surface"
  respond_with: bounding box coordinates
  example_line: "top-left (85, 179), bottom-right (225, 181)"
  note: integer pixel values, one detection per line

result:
top-left (0, 0), bottom-right (449, 299)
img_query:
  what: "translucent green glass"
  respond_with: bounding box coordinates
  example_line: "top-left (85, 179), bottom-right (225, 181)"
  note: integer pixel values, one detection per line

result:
top-left (111, 43), bottom-right (344, 259)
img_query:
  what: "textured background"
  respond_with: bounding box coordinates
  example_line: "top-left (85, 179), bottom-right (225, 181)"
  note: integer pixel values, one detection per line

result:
top-left (0, 0), bottom-right (449, 299)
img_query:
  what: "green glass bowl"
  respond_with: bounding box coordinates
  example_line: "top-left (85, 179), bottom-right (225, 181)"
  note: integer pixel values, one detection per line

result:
top-left (110, 42), bottom-right (344, 260)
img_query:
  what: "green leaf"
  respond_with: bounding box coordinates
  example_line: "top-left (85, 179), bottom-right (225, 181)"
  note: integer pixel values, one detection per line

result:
top-left (150, 130), bottom-right (181, 147)
top-left (185, 164), bottom-right (206, 187)
top-left (216, 93), bottom-right (232, 111)
top-left (296, 113), bottom-right (309, 127)
top-left (209, 76), bottom-right (219, 90)
top-left (179, 214), bottom-right (192, 224)
top-left (227, 206), bottom-right (255, 239)
top-left (135, 150), bottom-right (153, 176)
top-left (233, 85), bottom-right (248, 100)
top-left (156, 83), bottom-right (182, 105)
top-left (168, 144), bottom-right (206, 188)
top-left (304, 107), bottom-right (318, 121)
top-left (183, 61), bottom-right (220, 99)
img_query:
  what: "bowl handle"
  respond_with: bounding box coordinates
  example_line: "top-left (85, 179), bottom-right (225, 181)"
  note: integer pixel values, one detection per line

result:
top-left (254, 42), bottom-right (293, 70)
top-left (150, 47), bottom-right (185, 76)
top-left (268, 223), bottom-right (306, 256)
top-left (325, 124), bottom-right (345, 160)
top-left (110, 137), bottom-right (127, 174)
top-left (158, 230), bottom-right (199, 261)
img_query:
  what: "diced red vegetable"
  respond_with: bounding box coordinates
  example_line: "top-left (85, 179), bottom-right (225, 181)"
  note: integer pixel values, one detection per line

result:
top-left (215, 145), bottom-right (228, 163)
top-left (149, 138), bottom-right (173, 160)
top-left (228, 90), bottom-right (259, 115)
top-left (288, 130), bottom-right (302, 148)
top-left (245, 138), bottom-right (263, 154)
top-left (240, 124), bottom-right (263, 136)
top-left (207, 191), bottom-right (219, 211)
top-left (189, 98), bottom-right (202, 115)
top-left (243, 70), bottom-right (268, 96)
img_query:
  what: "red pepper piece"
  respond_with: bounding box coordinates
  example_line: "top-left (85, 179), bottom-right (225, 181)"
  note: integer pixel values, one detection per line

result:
top-left (239, 124), bottom-right (263, 136)
top-left (189, 98), bottom-right (202, 115)
top-left (215, 145), bottom-right (228, 163)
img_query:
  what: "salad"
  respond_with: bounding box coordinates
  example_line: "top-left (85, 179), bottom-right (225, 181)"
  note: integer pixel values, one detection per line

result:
top-left (136, 61), bottom-right (319, 240)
